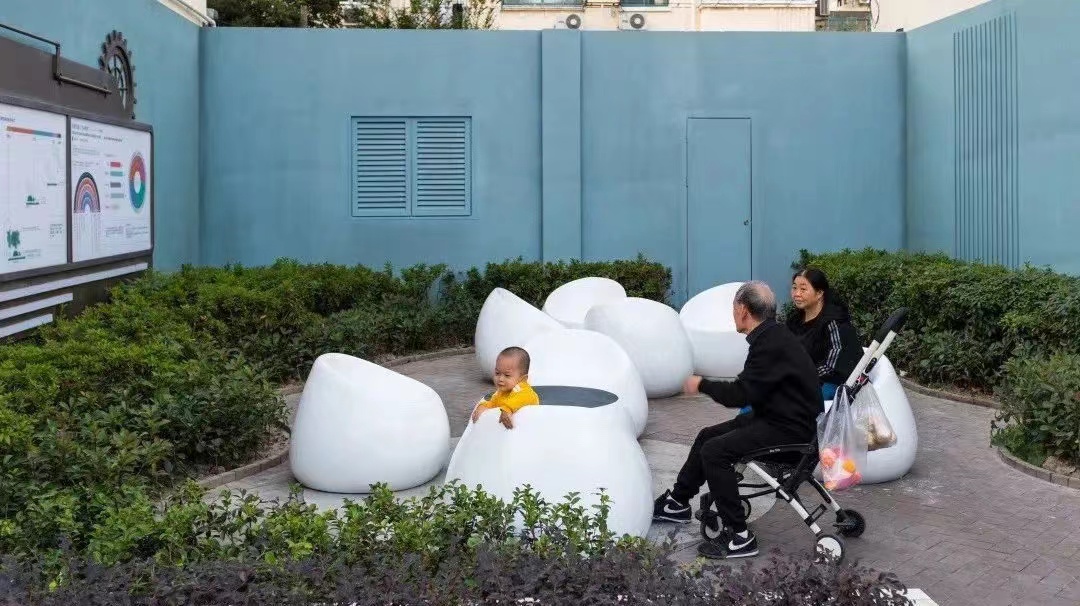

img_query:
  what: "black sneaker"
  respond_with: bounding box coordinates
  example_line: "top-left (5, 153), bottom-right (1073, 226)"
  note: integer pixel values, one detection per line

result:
top-left (697, 527), bottom-right (759, 560)
top-left (652, 490), bottom-right (692, 523)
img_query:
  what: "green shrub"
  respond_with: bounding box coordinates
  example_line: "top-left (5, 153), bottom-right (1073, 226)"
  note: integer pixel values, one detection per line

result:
top-left (1, 548), bottom-right (914, 606)
top-left (994, 352), bottom-right (1080, 464)
top-left (466, 255), bottom-right (672, 308)
top-left (82, 480), bottom-right (630, 570)
top-left (5, 482), bottom-right (911, 605)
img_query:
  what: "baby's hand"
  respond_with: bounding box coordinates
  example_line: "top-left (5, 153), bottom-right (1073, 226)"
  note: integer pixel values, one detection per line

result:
top-left (499, 410), bottom-right (514, 429)
top-left (471, 403), bottom-right (487, 423)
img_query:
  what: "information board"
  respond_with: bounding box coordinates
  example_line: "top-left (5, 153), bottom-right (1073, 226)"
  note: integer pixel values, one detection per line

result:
top-left (70, 118), bottom-right (151, 262)
top-left (0, 103), bottom-right (69, 273)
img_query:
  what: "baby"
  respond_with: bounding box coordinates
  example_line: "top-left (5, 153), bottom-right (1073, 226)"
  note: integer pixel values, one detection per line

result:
top-left (470, 346), bottom-right (540, 429)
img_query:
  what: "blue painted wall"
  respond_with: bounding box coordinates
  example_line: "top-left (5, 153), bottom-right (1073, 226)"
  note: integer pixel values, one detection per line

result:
top-left (906, 0), bottom-right (1080, 274)
top-left (199, 29), bottom-right (544, 272)
top-left (580, 32), bottom-right (906, 301)
top-left (201, 29), bottom-right (905, 302)
top-left (0, 0), bottom-right (202, 270)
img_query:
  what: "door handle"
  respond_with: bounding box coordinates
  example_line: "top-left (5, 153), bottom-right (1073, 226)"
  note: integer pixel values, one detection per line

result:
top-left (743, 219), bottom-right (751, 226)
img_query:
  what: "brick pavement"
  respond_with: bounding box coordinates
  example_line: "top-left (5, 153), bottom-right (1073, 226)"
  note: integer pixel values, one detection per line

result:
top-left (401, 353), bottom-right (1080, 606)
top-left (229, 352), bottom-right (1080, 606)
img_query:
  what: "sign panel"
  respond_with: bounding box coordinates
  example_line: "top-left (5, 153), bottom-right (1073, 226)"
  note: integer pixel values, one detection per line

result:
top-left (0, 103), bottom-right (68, 273)
top-left (70, 118), bottom-right (151, 262)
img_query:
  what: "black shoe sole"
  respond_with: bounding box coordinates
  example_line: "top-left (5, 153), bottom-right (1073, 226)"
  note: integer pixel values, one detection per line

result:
top-left (652, 514), bottom-right (692, 524)
top-left (701, 549), bottom-right (759, 560)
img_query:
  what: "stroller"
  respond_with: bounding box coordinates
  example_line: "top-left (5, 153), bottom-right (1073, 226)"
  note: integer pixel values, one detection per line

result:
top-left (695, 308), bottom-right (909, 564)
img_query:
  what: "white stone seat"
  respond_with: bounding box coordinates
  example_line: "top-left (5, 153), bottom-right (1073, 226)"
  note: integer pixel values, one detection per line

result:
top-left (290, 353), bottom-right (450, 493)
top-left (542, 277), bottom-right (627, 329)
top-left (474, 287), bottom-right (563, 377)
top-left (584, 297), bottom-right (694, 398)
top-left (524, 328), bottom-right (649, 437)
top-left (680, 282), bottom-right (750, 380)
top-left (445, 386), bottom-right (653, 538)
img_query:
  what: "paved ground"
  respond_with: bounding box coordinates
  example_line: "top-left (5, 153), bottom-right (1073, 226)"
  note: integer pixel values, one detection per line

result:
top-left (222, 353), bottom-right (1080, 606)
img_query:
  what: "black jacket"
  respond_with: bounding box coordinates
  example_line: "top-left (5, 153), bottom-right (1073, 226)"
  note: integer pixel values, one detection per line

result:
top-left (698, 319), bottom-right (823, 439)
top-left (785, 299), bottom-right (862, 387)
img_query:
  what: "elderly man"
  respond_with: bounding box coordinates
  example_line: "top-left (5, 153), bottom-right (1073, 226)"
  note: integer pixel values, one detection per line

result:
top-left (653, 281), bottom-right (822, 559)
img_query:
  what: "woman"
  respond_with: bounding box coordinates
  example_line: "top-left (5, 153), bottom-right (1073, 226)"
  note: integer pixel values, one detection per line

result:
top-left (786, 268), bottom-right (862, 401)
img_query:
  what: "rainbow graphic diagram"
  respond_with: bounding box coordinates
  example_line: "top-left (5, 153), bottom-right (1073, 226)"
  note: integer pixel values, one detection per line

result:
top-left (73, 172), bottom-right (101, 214)
top-left (128, 153), bottom-right (147, 212)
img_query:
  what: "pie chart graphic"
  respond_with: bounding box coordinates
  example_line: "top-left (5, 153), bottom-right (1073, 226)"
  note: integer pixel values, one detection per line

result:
top-left (128, 153), bottom-right (147, 212)
top-left (73, 173), bottom-right (100, 214)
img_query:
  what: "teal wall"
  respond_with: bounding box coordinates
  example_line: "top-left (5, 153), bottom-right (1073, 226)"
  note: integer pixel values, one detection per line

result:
top-left (580, 32), bottom-right (906, 301)
top-left (906, 0), bottom-right (1080, 273)
top-left (201, 29), bottom-right (906, 302)
top-left (0, 0), bottom-right (202, 270)
top-left (200, 29), bottom-right (544, 274)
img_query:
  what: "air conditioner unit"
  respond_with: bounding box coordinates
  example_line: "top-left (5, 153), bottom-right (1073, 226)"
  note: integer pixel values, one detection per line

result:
top-left (618, 12), bottom-right (647, 30)
top-left (554, 13), bottom-right (583, 29)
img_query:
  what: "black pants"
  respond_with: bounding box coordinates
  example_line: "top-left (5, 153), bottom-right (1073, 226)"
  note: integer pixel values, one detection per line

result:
top-left (672, 413), bottom-right (800, 532)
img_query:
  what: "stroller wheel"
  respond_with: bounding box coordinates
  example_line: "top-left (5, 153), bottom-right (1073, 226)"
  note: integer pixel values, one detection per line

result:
top-left (741, 497), bottom-right (751, 519)
top-left (700, 509), bottom-right (724, 541)
top-left (813, 533), bottom-right (845, 565)
top-left (835, 508), bottom-right (866, 538)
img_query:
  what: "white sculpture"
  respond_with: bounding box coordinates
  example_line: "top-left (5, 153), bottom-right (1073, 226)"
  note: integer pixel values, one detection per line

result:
top-left (474, 288), bottom-right (563, 376)
top-left (584, 297), bottom-right (694, 398)
top-left (821, 354), bottom-right (918, 484)
top-left (542, 277), bottom-right (627, 329)
top-left (290, 353), bottom-right (451, 493)
top-left (680, 282), bottom-right (750, 380)
top-left (524, 329), bottom-right (649, 437)
top-left (445, 391), bottom-right (653, 538)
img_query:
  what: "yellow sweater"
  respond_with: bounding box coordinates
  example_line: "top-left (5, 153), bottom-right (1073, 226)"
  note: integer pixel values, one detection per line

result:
top-left (480, 381), bottom-right (540, 415)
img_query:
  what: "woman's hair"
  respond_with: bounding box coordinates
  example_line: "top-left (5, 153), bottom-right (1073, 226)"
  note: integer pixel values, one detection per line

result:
top-left (793, 267), bottom-right (830, 294)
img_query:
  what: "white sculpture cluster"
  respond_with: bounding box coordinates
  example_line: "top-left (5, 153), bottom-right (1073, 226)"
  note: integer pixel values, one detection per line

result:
top-left (475, 279), bottom-right (700, 400)
top-left (290, 353), bottom-right (450, 493)
top-left (287, 276), bottom-right (919, 538)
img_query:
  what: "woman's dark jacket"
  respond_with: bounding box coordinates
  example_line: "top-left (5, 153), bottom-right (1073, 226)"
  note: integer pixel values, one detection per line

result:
top-left (785, 299), bottom-right (862, 386)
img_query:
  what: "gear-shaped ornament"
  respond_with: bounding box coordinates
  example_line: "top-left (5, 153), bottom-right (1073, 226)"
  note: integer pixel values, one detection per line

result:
top-left (99, 30), bottom-right (136, 119)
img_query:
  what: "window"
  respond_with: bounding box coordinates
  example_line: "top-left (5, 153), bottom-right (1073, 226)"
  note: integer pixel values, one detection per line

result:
top-left (351, 117), bottom-right (472, 217)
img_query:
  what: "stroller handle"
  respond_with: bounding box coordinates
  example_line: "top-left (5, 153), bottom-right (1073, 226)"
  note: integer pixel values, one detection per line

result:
top-left (872, 308), bottom-right (909, 344)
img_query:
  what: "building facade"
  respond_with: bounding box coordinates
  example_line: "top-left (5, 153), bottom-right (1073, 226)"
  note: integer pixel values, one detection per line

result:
top-left (496, 1), bottom-right (818, 32)
top-left (872, 0), bottom-right (993, 31)
top-left (159, 0), bottom-right (215, 25)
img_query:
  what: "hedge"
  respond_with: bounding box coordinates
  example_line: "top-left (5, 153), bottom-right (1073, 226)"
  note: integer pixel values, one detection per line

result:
top-left (0, 256), bottom-right (669, 568)
top-left (796, 248), bottom-right (1080, 465)
top-left (0, 483), bottom-right (913, 606)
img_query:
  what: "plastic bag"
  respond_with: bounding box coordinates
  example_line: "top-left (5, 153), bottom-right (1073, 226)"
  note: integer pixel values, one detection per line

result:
top-left (852, 384), bottom-right (897, 452)
top-left (816, 385), bottom-right (868, 491)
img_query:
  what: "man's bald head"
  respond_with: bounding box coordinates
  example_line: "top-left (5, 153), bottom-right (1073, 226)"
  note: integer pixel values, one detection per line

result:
top-left (734, 280), bottom-right (777, 323)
